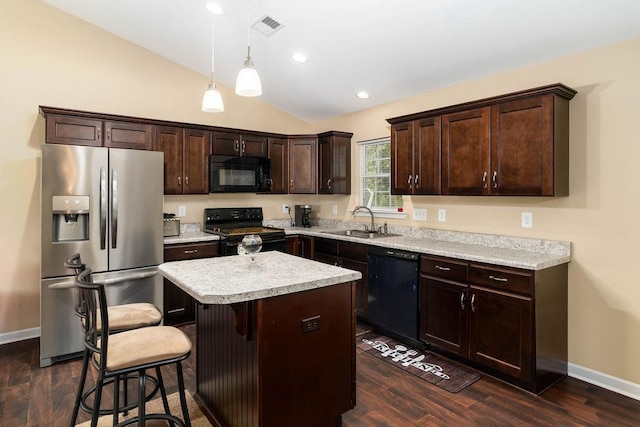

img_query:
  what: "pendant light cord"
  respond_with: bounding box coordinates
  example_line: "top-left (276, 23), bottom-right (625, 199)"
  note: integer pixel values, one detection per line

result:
top-left (211, 10), bottom-right (215, 82)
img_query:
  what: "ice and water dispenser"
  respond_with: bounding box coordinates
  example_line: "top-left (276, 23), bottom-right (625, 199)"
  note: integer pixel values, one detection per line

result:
top-left (51, 195), bottom-right (90, 242)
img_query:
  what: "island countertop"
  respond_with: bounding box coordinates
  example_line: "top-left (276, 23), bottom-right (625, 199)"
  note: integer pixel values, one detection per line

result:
top-left (158, 250), bottom-right (362, 305)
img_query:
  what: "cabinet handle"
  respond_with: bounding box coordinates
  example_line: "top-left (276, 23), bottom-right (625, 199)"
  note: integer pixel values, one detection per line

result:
top-left (482, 171), bottom-right (487, 188)
top-left (489, 275), bottom-right (508, 282)
top-left (460, 291), bottom-right (466, 310)
top-left (492, 171), bottom-right (498, 188)
top-left (327, 178), bottom-right (331, 189)
top-left (97, 128), bottom-right (101, 140)
top-left (242, 141), bottom-right (246, 152)
top-left (290, 179), bottom-right (294, 188)
top-left (435, 265), bottom-right (451, 271)
top-left (167, 308), bottom-right (185, 314)
top-left (471, 293), bottom-right (476, 312)
top-left (184, 249), bottom-right (198, 254)
top-left (177, 176), bottom-right (181, 186)
top-left (235, 140), bottom-right (239, 152)
top-left (407, 174), bottom-right (412, 189)
top-left (415, 175), bottom-right (419, 188)
top-left (185, 176), bottom-right (189, 186)
top-left (106, 128), bottom-right (111, 141)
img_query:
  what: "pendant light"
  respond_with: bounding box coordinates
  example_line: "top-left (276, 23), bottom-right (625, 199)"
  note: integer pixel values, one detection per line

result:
top-left (202, 3), bottom-right (224, 112)
top-left (235, 0), bottom-right (262, 97)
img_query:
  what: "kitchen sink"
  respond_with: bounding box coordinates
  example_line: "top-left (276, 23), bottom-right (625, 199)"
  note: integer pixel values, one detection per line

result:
top-left (321, 229), bottom-right (400, 239)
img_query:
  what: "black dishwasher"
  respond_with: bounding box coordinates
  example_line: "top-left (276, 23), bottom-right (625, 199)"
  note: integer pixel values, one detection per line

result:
top-left (367, 246), bottom-right (421, 348)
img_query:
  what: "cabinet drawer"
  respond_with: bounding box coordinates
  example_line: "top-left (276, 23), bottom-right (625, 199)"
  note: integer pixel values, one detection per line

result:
top-left (338, 242), bottom-right (368, 262)
top-left (469, 264), bottom-right (533, 295)
top-left (314, 238), bottom-right (338, 257)
top-left (421, 255), bottom-right (468, 282)
top-left (164, 242), bottom-right (219, 261)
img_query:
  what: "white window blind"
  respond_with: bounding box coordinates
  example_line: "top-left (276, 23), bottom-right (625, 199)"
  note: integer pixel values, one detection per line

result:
top-left (359, 137), bottom-right (404, 218)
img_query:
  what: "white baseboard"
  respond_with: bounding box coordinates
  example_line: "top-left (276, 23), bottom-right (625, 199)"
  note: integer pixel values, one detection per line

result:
top-left (569, 363), bottom-right (640, 401)
top-left (0, 327), bottom-right (40, 345)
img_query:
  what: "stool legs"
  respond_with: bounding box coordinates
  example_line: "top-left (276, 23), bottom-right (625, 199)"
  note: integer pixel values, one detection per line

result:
top-left (69, 347), bottom-right (91, 427)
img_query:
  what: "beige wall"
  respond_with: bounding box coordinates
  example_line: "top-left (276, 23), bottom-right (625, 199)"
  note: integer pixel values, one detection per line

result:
top-left (2, 0), bottom-right (640, 387)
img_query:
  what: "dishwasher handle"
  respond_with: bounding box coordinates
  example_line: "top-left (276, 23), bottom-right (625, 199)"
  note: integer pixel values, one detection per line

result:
top-left (368, 246), bottom-right (419, 261)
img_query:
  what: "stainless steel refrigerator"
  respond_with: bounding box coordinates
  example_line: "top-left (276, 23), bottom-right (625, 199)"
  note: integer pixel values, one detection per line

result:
top-left (40, 144), bottom-right (164, 367)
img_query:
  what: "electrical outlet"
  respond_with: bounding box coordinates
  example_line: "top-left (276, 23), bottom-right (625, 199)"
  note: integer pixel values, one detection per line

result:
top-left (522, 212), bottom-right (533, 228)
top-left (438, 209), bottom-right (446, 222)
top-left (301, 315), bottom-right (320, 334)
top-left (178, 205), bottom-right (186, 217)
top-left (332, 204), bottom-right (338, 215)
top-left (413, 208), bottom-right (427, 221)
top-left (283, 204), bottom-right (289, 214)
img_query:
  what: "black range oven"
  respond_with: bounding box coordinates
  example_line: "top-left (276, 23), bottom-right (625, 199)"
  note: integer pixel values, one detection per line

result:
top-left (204, 207), bottom-right (286, 256)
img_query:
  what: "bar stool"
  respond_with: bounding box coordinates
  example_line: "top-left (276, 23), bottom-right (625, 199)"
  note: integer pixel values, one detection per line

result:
top-left (74, 268), bottom-right (192, 426)
top-left (65, 253), bottom-right (163, 426)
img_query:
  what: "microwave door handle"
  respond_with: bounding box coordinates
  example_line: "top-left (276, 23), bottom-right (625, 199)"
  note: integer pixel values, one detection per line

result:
top-left (100, 167), bottom-right (107, 250)
top-left (111, 168), bottom-right (118, 249)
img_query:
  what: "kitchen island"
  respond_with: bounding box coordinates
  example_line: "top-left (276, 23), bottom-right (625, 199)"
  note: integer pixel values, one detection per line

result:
top-left (159, 251), bottom-right (362, 427)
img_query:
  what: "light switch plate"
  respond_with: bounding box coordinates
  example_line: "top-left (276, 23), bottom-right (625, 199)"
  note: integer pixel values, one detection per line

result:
top-left (332, 204), bottom-right (338, 215)
top-left (522, 212), bottom-right (533, 228)
top-left (413, 208), bottom-right (427, 221)
top-left (438, 209), bottom-right (446, 222)
top-left (178, 205), bottom-right (186, 217)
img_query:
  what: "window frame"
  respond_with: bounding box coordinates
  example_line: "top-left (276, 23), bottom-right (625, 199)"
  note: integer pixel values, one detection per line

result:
top-left (358, 137), bottom-right (406, 219)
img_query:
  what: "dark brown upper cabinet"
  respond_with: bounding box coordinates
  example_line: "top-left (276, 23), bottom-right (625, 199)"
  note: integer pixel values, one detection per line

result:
top-left (155, 126), bottom-right (210, 195)
top-left (318, 131), bottom-right (353, 195)
top-left (288, 136), bottom-right (317, 194)
top-left (268, 137), bottom-right (289, 194)
top-left (211, 132), bottom-right (268, 158)
top-left (391, 117), bottom-right (441, 195)
top-left (388, 83), bottom-right (576, 196)
top-left (42, 108), bottom-right (153, 150)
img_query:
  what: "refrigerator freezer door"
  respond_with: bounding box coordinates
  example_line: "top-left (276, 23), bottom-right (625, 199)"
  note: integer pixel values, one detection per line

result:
top-left (41, 144), bottom-right (109, 278)
top-left (40, 266), bottom-right (163, 367)
top-left (108, 148), bottom-right (163, 270)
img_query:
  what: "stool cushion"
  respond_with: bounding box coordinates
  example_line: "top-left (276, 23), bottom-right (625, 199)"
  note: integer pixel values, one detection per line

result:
top-left (102, 303), bottom-right (162, 332)
top-left (96, 326), bottom-right (191, 371)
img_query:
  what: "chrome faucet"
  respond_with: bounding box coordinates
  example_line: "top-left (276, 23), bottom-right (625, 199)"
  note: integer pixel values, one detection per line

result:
top-left (352, 205), bottom-right (375, 232)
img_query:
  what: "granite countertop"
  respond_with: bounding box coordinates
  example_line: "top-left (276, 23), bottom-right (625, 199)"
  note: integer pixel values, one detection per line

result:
top-left (158, 251), bottom-right (362, 304)
top-left (280, 226), bottom-right (571, 271)
top-left (163, 230), bottom-right (219, 245)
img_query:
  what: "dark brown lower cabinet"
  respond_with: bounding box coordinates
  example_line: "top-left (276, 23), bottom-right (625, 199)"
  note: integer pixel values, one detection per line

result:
top-left (420, 254), bottom-right (567, 394)
top-left (163, 241), bottom-right (218, 325)
top-left (314, 238), bottom-right (369, 320)
top-left (285, 234), bottom-right (314, 259)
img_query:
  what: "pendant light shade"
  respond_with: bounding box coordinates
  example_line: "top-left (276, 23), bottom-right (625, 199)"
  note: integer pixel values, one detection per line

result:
top-left (202, 81), bottom-right (224, 112)
top-left (235, 46), bottom-right (262, 97)
top-left (202, 3), bottom-right (224, 112)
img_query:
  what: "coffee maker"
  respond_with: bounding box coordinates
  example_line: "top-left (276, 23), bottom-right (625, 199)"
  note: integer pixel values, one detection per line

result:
top-left (294, 204), bottom-right (312, 228)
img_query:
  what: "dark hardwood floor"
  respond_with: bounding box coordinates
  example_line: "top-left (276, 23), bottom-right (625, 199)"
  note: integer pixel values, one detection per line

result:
top-left (1, 323), bottom-right (639, 426)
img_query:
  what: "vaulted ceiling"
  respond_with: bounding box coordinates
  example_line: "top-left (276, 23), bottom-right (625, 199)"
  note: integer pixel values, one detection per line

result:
top-left (42, 0), bottom-right (640, 122)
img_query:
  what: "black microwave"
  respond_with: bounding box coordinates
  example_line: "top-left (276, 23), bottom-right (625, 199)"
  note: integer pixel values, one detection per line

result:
top-left (209, 155), bottom-right (272, 193)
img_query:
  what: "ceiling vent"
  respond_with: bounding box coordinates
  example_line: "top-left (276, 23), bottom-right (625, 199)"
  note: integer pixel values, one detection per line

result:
top-left (251, 15), bottom-right (285, 37)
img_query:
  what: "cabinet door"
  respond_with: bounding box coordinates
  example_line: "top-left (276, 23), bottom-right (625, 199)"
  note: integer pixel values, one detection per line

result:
top-left (331, 135), bottom-right (351, 194)
top-left (318, 136), bottom-right (333, 194)
top-left (468, 286), bottom-right (533, 381)
top-left (419, 277), bottom-right (468, 356)
top-left (155, 126), bottom-right (183, 194)
top-left (391, 122), bottom-right (414, 194)
top-left (490, 95), bottom-right (553, 195)
top-left (268, 138), bottom-right (288, 194)
top-left (104, 121), bottom-right (153, 150)
top-left (442, 107), bottom-right (490, 195)
top-left (341, 257), bottom-right (368, 319)
top-left (298, 235), bottom-right (314, 259)
top-left (184, 129), bottom-right (210, 194)
top-left (414, 117), bottom-right (441, 194)
top-left (289, 137), bottom-right (317, 194)
top-left (211, 132), bottom-right (240, 156)
top-left (241, 134), bottom-right (268, 157)
top-left (285, 235), bottom-right (298, 255)
top-left (45, 114), bottom-right (103, 146)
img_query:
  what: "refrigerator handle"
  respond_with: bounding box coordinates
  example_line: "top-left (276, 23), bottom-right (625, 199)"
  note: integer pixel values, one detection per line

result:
top-left (100, 167), bottom-right (107, 250)
top-left (111, 168), bottom-right (118, 249)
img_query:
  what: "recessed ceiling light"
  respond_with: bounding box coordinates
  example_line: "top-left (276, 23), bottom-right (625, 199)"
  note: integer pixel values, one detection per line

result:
top-left (205, 2), bottom-right (223, 15)
top-left (356, 91), bottom-right (370, 99)
top-left (291, 52), bottom-right (308, 63)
